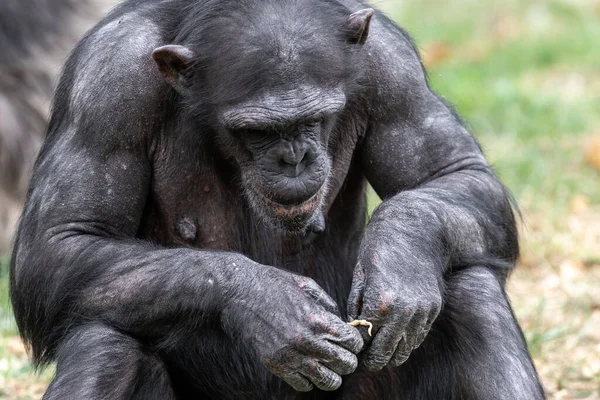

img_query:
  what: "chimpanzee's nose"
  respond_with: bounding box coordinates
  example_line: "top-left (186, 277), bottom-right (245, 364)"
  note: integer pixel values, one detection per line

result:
top-left (278, 141), bottom-right (315, 177)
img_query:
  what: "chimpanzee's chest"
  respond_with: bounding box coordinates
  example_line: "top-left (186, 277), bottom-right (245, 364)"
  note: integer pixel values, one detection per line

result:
top-left (137, 115), bottom-right (367, 267)
top-left (137, 141), bottom-right (248, 251)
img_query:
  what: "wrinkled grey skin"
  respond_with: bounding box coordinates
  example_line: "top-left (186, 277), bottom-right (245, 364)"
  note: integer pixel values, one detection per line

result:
top-left (10, 0), bottom-right (544, 399)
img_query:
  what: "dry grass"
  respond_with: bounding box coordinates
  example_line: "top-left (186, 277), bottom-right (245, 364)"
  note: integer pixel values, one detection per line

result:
top-left (510, 202), bottom-right (600, 399)
top-left (0, 337), bottom-right (49, 399)
top-left (509, 264), bottom-right (600, 399)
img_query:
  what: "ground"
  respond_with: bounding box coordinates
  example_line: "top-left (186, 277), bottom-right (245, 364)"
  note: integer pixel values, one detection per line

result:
top-left (1, 0), bottom-right (599, 398)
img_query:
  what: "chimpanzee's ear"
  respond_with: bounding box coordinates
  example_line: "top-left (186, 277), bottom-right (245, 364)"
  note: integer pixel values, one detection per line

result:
top-left (343, 8), bottom-right (374, 45)
top-left (152, 45), bottom-right (196, 94)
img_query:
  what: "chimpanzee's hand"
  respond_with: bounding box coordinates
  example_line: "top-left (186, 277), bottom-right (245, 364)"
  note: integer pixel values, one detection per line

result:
top-left (347, 247), bottom-right (443, 371)
top-left (222, 261), bottom-right (363, 392)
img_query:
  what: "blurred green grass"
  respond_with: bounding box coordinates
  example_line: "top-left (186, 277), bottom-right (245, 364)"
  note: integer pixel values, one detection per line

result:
top-left (382, 0), bottom-right (600, 216)
top-left (0, 256), bottom-right (12, 336)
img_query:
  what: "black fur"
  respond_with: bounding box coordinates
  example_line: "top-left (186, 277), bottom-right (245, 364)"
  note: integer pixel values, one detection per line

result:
top-left (10, 0), bottom-right (544, 398)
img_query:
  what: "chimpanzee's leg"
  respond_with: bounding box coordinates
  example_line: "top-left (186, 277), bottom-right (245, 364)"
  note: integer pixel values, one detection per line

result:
top-left (42, 323), bottom-right (176, 400)
top-left (401, 266), bottom-right (544, 399)
top-left (340, 266), bottom-right (544, 399)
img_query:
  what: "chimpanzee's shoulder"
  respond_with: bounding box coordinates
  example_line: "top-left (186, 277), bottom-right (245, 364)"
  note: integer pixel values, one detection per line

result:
top-left (355, 8), bottom-right (431, 117)
top-left (45, 4), bottom-right (179, 149)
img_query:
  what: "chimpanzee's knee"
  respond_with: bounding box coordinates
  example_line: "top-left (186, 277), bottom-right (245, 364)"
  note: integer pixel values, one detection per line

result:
top-left (43, 323), bottom-right (175, 400)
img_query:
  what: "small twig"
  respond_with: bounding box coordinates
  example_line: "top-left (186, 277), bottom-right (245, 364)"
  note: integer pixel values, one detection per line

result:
top-left (348, 319), bottom-right (373, 336)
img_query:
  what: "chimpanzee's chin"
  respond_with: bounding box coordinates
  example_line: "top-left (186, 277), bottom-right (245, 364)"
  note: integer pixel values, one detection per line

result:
top-left (272, 212), bottom-right (314, 233)
top-left (250, 188), bottom-right (323, 233)
top-left (266, 197), bottom-right (320, 232)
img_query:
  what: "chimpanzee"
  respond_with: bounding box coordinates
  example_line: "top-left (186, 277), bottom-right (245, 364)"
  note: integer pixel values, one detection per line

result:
top-left (10, 0), bottom-right (545, 398)
top-left (0, 0), bottom-right (115, 252)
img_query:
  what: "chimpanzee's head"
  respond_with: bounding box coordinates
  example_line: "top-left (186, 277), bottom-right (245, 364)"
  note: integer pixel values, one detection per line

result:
top-left (152, 0), bottom-right (373, 232)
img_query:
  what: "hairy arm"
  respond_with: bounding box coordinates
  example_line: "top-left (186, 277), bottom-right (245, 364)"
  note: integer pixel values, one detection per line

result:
top-left (9, 14), bottom-right (243, 363)
top-left (349, 14), bottom-right (518, 370)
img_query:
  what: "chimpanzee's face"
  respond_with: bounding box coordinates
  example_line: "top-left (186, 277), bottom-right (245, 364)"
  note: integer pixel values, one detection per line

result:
top-left (151, 4), bottom-right (373, 231)
top-left (219, 86), bottom-right (347, 231)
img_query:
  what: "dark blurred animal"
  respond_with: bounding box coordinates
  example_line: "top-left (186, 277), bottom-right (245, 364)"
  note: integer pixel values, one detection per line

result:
top-left (11, 0), bottom-right (545, 399)
top-left (0, 0), bottom-right (115, 252)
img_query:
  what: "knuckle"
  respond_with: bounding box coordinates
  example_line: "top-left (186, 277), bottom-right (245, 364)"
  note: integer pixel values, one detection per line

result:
top-left (295, 276), bottom-right (318, 290)
top-left (396, 342), bottom-right (413, 357)
top-left (413, 299), bottom-right (430, 314)
top-left (292, 382), bottom-right (313, 392)
top-left (307, 362), bottom-right (341, 391)
top-left (379, 289), bottom-right (397, 306)
top-left (352, 261), bottom-right (365, 278)
top-left (393, 343), bottom-right (413, 359)
top-left (418, 327), bottom-right (431, 343)
top-left (364, 360), bottom-right (385, 372)
top-left (264, 349), bottom-right (286, 369)
top-left (265, 352), bottom-right (296, 376)
top-left (369, 251), bottom-right (381, 267)
top-left (290, 333), bottom-right (311, 351)
top-left (365, 290), bottom-right (399, 317)
top-left (428, 297), bottom-right (442, 311)
top-left (318, 373), bottom-right (342, 391)
top-left (316, 346), bottom-right (337, 362)
top-left (363, 354), bottom-right (388, 372)
top-left (299, 358), bottom-right (316, 375)
top-left (348, 333), bottom-right (364, 353)
top-left (306, 313), bottom-right (329, 331)
top-left (337, 353), bottom-right (358, 375)
top-left (391, 351), bottom-right (411, 366)
top-left (409, 298), bottom-right (440, 318)
top-left (285, 373), bottom-right (313, 392)
top-left (400, 334), bottom-right (414, 348)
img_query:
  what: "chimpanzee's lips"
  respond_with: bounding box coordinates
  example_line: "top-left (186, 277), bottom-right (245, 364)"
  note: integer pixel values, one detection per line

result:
top-left (257, 188), bottom-right (323, 220)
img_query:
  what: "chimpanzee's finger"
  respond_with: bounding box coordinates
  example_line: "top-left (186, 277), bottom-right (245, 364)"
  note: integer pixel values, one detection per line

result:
top-left (282, 372), bottom-right (314, 392)
top-left (412, 309), bottom-right (438, 349)
top-left (362, 325), bottom-right (404, 372)
top-left (409, 311), bottom-right (429, 347)
top-left (302, 339), bottom-right (358, 376)
top-left (413, 326), bottom-right (430, 350)
top-left (389, 335), bottom-right (413, 366)
top-left (347, 262), bottom-right (366, 320)
top-left (351, 319), bottom-right (377, 351)
top-left (323, 316), bottom-right (364, 354)
top-left (300, 360), bottom-right (343, 391)
top-left (389, 312), bottom-right (427, 366)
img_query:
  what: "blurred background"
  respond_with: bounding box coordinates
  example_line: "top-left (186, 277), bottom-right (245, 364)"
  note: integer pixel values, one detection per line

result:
top-left (1, 0), bottom-right (599, 398)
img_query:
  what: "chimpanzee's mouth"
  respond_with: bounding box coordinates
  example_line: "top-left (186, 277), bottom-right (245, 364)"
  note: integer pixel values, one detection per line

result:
top-left (257, 188), bottom-right (323, 220)
top-left (254, 185), bottom-right (326, 231)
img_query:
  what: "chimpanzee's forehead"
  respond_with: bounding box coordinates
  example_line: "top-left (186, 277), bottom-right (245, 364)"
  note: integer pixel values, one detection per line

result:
top-left (181, 0), bottom-right (361, 107)
top-left (206, 6), bottom-right (352, 73)
top-left (196, 20), bottom-right (358, 107)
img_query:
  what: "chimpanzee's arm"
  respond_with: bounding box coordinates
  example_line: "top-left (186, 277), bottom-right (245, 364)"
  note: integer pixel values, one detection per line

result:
top-left (348, 15), bottom-right (519, 371)
top-left (10, 12), bottom-right (361, 392)
top-left (9, 15), bottom-right (253, 362)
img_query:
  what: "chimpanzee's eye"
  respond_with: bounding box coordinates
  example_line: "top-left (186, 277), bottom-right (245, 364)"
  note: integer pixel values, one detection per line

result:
top-left (233, 128), bottom-right (275, 146)
top-left (245, 129), bottom-right (266, 138)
